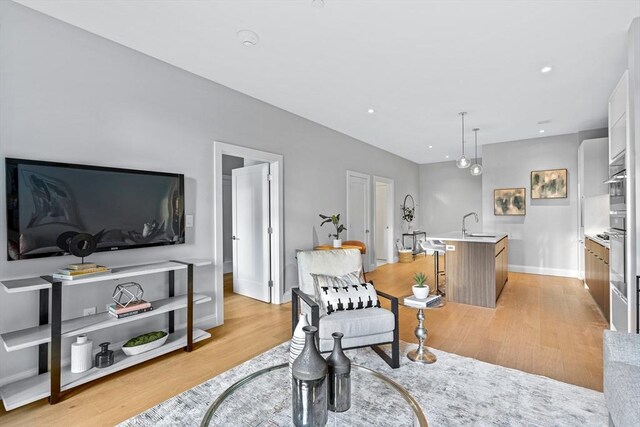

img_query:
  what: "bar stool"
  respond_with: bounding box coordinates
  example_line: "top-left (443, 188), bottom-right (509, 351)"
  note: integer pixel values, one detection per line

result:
top-left (419, 240), bottom-right (446, 296)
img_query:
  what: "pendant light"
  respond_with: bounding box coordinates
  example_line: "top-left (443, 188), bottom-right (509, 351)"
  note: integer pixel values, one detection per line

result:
top-left (470, 128), bottom-right (483, 176)
top-left (456, 112), bottom-right (470, 168)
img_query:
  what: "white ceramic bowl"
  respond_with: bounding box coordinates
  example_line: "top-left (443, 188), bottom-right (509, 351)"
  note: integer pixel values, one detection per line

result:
top-left (122, 334), bottom-right (168, 356)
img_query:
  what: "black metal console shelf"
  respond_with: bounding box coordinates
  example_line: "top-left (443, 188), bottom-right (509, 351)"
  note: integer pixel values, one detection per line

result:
top-left (0, 258), bottom-right (212, 411)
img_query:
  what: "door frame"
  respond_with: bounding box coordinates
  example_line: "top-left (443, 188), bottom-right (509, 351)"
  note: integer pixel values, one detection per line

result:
top-left (214, 141), bottom-right (284, 320)
top-left (373, 175), bottom-right (395, 265)
top-left (346, 170), bottom-right (372, 271)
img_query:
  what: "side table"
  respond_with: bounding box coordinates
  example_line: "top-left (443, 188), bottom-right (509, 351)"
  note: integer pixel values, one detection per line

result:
top-left (402, 295), bottom-right (445, 364)
top-left (402, 231), bottom-right (427, 255)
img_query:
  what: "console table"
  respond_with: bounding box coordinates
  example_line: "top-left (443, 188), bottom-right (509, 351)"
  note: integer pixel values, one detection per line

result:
top-left (402, 231), bottom-right (426, 255)
top-left (0, 258), bottom-right (212, 411)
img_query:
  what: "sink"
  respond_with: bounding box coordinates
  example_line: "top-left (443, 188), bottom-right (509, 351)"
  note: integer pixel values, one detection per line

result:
top-left (466, 233), bottom-right (496, 238)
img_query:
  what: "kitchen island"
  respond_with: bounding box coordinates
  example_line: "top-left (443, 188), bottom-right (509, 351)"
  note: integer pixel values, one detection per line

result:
top-left (425, 232), bottom-right (508, 308)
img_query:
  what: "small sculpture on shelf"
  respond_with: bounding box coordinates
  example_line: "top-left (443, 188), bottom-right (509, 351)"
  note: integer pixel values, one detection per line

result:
top-left (112, 282), bottom-right (144, 308)
top-left (95, 342), bottom-right (114, 369)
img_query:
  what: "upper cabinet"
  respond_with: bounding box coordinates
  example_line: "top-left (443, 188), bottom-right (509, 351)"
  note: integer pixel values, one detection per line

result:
top-left (580, 138), bottom-right (609, 198)
top-left (608, 71), bottom-right (628, 162)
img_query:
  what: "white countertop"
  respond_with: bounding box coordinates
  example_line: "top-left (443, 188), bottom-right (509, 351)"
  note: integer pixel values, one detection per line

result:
top-left (585, 233), bottom-right (610, 248)
top-left (424, 231), bottom-right (508, 244)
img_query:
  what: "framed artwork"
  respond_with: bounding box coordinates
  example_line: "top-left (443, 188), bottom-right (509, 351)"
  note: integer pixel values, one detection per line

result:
top-left (531, 169), bottom-right (568, 199)
top-left (494, 188), bottom-right (526, 216)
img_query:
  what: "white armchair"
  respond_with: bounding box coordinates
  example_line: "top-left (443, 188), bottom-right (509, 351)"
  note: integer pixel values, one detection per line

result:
top-left (292, 249), bottom-right (400, 368)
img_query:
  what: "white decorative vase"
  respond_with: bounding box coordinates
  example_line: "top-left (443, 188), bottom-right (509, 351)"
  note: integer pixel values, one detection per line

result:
top-left (290, 313), bottom-right (310, 380)
top-left (71, 335), bottom-right (93, 373)
top-left (412, 285), bottom-right (429, 299)
top-left (333, 239), bottom-right (342, 248)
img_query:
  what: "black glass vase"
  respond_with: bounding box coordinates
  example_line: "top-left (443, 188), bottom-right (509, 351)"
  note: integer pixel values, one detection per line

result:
top-left (326, 332), bottom-right (351, 412)
top-left (291, 326), bottom-right (328, 427)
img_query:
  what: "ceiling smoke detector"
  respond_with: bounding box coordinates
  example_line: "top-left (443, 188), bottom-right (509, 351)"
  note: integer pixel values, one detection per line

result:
top-left (311, 0), bottom-right (325, 8)
top-left (237, 29), bottom-right (259, 47)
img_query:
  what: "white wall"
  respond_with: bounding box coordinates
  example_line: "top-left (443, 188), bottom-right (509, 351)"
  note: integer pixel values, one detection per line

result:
top-left (627, 17), bottom-right (639, 332)
top-left (418, 161), bottom-right (483, 234)
top-left (482, 134), bottom-right (579, 277)
top-left (0, 2), bottom-right (419, 384)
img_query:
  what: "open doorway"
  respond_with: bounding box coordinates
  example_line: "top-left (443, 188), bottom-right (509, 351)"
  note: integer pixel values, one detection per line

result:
top-left (373, 176), bottom-right (395, 267)
top-left (214, 142), bottom-right (284, 321)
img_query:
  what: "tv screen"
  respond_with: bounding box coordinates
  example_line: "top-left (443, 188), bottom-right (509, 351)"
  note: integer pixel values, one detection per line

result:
top-left (6, 158), bottom-right (185, 260)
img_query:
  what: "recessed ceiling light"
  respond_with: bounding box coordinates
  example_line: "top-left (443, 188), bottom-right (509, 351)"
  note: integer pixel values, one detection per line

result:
top-left (428, 145), bottom-right (433, 149)
top-left (539, 129), bottom-right (545, 134)
top-left (367, 108), bottom-right (375, 114)
top-left (237, 29), bottom-right (259, 47)
top-left (540, 66), bottom-right (552, 73)
top-left (445, 155), bottom-right (449, 159)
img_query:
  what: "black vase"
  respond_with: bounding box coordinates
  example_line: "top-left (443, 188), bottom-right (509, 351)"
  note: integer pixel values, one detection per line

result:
top-left (326, 332), bottom-right (351, 412)
top-left (291, 326), bottom-right (328, 427)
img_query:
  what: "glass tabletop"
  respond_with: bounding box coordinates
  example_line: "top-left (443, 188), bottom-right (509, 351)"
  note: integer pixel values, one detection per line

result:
top-left (201, 363), bottom-right (427, 427)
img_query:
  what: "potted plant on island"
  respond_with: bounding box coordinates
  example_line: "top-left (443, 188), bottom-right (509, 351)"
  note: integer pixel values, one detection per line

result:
top-left (412, 272), bottom-right (429, 299)
top-left (319, 214), bottom-right (347, 248)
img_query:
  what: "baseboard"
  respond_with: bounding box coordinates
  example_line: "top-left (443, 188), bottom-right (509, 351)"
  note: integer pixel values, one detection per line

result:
top-left (279, 290), bottom-right (292, 304)
top-left (223, 260), bottom-right (232, 274)
top-left (193, 313), bottom-right (220, 330)
top-left (508, 264), bottom-right (579, 279)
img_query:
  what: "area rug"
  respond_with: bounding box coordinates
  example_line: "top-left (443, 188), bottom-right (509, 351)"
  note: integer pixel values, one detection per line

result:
top-left (120, 341), bottom-right (607, 426)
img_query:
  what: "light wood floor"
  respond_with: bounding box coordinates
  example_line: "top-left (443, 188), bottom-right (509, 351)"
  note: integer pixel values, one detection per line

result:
top-left (0, 257), bottom-right (607, 426)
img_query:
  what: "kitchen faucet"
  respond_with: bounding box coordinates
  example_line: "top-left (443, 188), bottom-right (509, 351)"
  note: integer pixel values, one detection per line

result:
top-left (462, 212), bottom-right (479, 236)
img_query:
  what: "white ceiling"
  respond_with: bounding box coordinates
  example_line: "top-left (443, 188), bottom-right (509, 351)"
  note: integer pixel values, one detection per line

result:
top-left (15, 0), bottom-right (640, 164)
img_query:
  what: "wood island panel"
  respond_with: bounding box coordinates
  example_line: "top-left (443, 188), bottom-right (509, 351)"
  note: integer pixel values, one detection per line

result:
top-left (445, 237), bottom-right (508, 308)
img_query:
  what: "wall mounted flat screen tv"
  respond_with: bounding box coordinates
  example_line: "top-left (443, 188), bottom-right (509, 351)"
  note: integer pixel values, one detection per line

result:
top-left (6, 158), bottom-right (185, 261)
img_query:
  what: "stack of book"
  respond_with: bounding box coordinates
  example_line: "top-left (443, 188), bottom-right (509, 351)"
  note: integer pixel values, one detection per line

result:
top-left (108, 300), bottom-right (153, 319)
top-left (52, 263), bottom-right (111, 281)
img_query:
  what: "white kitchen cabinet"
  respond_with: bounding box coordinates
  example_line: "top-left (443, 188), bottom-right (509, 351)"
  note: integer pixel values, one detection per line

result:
top-left (608, 71), bottom-right (628, 162)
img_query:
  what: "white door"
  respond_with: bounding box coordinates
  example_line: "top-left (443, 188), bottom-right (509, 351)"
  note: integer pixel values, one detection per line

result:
top-left (347, 171), bottom-right (371, 270)
top-left (375, 183), bottom-right (388, 262)
top-left (232, 163), bottom-right (271, 302)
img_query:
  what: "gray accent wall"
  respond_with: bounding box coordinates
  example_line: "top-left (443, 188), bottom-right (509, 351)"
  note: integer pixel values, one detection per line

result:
top-left (0, 2), bottom-right (419, 385)
top-left (482, 134), bottom-right (580, 277)
top-left (418, 161), bottom-right (483, 234)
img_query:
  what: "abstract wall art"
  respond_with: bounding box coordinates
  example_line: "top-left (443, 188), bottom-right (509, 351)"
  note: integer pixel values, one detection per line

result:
top-left (531, 169), bottom-right (568, 199)
top-left (494, 188), bottom-right (526, 216)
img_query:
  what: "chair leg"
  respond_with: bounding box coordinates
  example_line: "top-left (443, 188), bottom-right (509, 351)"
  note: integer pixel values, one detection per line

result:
top-left (371, 294), bottom-right (400, 369)
top-left (292, 292), bottom-right (299, 331)
top-left (433, 252), bottom-right (439, 294)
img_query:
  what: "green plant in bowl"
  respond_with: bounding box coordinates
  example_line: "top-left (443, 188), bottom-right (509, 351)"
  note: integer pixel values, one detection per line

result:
top-left (123, 331), bottom-right (167, 347)
top-left (412, 272), bottom-right (429, 299)
top-left (413, 272), bottom-right (427, 287)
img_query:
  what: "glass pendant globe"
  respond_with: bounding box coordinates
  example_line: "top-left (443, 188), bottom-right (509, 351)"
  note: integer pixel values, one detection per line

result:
top-left (456, 155), bottom-right (470, 168)
top-left (470, 163), bottom-right (483, 176)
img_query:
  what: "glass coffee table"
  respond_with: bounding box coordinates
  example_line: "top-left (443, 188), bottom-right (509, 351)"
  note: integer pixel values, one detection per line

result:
top-left (201, 363), bottom-right (428, 426)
